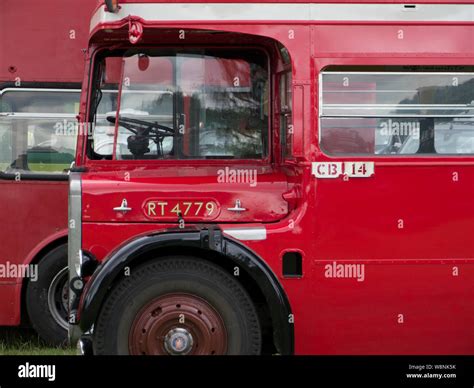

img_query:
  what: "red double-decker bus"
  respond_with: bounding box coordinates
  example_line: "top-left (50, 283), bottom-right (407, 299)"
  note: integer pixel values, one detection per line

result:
top-left (69, 0), bottom-right (474, 355)
top-left (0, 0), bottom-right (98, 345)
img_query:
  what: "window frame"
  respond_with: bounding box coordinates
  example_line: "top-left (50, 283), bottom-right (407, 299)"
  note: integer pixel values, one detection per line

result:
top-left (0, 87), bottom-right (80, 181)
top-left (318, 69), bottom-right (474, 158)
top-left (84, 45), bottom-right (273, 167)
top-left (278, 70), bottom-right (294, 162)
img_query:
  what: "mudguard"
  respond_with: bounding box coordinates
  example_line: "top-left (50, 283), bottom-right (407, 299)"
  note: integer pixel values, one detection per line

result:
top-left (77, 227), bottom-right (294, 354)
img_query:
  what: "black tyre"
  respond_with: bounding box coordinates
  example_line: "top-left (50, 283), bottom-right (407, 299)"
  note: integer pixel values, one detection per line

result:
top-left (94, 257), bottom-right (262, 355)
top-left (26, 245), bottom-right (68, 346)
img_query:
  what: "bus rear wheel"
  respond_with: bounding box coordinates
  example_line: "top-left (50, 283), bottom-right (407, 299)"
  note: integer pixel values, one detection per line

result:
top-left (26, 245), bottom-right (68, 346)
top-left (93, 257), bottom-right (262, 355)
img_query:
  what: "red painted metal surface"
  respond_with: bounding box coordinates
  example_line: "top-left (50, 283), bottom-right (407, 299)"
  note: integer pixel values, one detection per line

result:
top-left (82, 168), bottom-right (288, 223)
top-left (0, 0), bottom-right (99, 83)
top-left (77, 1), bottom-right (474, 354)
top-left (0, 0), bottom-right (98, 326)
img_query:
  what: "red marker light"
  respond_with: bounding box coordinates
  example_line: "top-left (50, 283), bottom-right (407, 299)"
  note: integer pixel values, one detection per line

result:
top-left (105, 0), bottom-right (120, 13)
top-left (129, 21), bottom-right (144, 44)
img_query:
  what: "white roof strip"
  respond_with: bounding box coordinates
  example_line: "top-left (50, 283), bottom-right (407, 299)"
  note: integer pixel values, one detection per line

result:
top-left (91, 3), bottom-right (474, 31)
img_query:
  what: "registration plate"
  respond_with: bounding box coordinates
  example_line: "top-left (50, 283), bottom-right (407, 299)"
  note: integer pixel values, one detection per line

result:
top-left (143, 199), bottom-right (220, 220)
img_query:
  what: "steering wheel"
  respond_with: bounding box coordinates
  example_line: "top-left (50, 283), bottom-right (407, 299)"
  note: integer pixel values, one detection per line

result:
top-left (106, 115), bottom-right (175, 137)
top-left (106, 115), bottom-right (175, 158)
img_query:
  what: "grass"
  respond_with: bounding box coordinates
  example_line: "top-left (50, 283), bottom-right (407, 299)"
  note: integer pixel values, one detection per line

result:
top-left (27, 163), bottom-right (70, 173)
top-left (0, 327), bottom-right (76, 356)
top-left (0, 163), bottom-right (69, 173)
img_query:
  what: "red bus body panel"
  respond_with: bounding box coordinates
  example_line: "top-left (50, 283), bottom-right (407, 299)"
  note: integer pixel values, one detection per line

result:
top-left (0, 0), bottom-right (97, 326)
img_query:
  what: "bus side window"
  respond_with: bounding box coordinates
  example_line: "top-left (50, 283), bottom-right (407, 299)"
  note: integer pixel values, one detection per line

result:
top-left (280, 71), bottom-right (293, 160)
top-left (0, 89), bottom-right (80, 175)
top-left (320, 68), bottom-right (474, 156)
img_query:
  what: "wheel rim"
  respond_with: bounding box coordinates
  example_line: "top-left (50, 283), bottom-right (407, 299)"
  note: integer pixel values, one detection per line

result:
top-left (47, 267), bottom-right (69, 330)
top-left (128, 293), bottom-right (227, 355)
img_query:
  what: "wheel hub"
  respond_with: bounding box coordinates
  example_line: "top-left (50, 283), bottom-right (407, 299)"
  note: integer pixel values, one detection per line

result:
top-left (47, 267), bottom-right (69, 330)
top-left (164, 328), bottom-right (194, 355)
top-left (128, 293), bottom-right (227, 355)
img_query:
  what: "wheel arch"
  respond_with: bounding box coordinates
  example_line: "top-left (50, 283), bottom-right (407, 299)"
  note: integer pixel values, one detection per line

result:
top-left (78, 229), bottom-right (294, 354)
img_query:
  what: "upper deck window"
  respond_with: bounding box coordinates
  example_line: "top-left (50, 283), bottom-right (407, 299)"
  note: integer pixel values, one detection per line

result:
top-left (88, 49), bottom-right (269, 161)
top-left (320, 67), bottom-right (474, 156)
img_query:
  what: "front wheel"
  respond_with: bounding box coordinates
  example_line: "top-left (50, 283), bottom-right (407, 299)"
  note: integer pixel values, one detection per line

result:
top-left (93, 257), bottom-right (262, 355)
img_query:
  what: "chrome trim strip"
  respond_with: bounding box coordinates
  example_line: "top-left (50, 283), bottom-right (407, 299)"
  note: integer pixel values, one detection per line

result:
top-left (68, 173), bottom-right (82, 333)
top-left (0, 88), bottom-right (81, 96)
top-left (223, 227), bottom-right (267, 241)
top-left (68, 173), bottom-right (82, 280)
top-left (323, 104), bottom-right (473, 109)
top-left (319, 113), bottom-right (474, 119)
top-left (0, 113), bottom-right (78, 119)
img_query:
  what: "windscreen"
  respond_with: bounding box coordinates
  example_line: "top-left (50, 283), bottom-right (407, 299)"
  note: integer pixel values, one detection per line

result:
top-left (88, 49), bottom-right (269, 160)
